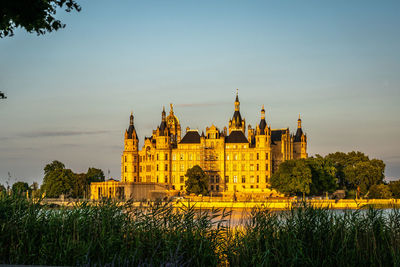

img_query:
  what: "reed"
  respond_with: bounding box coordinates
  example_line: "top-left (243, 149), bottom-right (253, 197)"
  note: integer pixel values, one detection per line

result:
top-left (1, 194), bottom-right (400, 266)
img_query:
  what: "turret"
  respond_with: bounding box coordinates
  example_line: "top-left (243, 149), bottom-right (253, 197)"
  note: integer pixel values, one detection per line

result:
top-left (122, 112), bottom-right (139, 182)
top-left (228, 90), bottom-right (246, 134)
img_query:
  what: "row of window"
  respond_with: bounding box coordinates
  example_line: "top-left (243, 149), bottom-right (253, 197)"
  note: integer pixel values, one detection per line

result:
top-left (128, 152), bottom-right (271, 162)
top-left (127, 163), bottom-right (269, 173)
top-left (226, 163), bottom-right (269, 171)
top-left (225, 175), bottom-right (269, 184)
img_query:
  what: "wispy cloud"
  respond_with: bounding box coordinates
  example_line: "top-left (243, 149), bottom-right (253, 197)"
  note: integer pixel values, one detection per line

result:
top-left (18, 130), bottom-right (110, 138)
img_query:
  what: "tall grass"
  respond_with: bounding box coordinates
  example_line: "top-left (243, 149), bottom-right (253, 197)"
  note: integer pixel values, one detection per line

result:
top-left (1, 194), bottom-right (400, 266)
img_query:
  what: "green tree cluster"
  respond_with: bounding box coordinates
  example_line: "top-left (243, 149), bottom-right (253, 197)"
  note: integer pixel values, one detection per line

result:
top-left (41, 160), bottom-right (104, 198)
top-left (270, 157), bottom-right (336, 197)
top-left (271, 151), bottom-right (388, 198)
top-left (185, 165), bottom-right (209, 195)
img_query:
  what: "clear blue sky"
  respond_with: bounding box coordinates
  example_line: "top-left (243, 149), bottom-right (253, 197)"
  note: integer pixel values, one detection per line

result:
top-left (1, 0), bottom-right (399, 185)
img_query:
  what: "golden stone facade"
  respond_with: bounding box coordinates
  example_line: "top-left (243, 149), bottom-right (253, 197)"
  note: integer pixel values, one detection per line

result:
top-left (119, 93), bottom-right (307, 195)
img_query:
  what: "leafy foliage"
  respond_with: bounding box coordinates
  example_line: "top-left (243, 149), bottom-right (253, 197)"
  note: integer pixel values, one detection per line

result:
top-left (307, 155), bottom-right (337, 195)
top-left (368, 184), bottom-right (392, 199)
top-left (270, 159), bottom-right (312, 196)
top-left (185, 165), bottom-right (209, 195)
top-left (389, 180), bottom-right (400, 198)
top-left (11, 181), bottom-right (29, 195)
top-left (0, 0), bottom-right (81, 37)
top-left (41, 160), bottom-right (104, 198)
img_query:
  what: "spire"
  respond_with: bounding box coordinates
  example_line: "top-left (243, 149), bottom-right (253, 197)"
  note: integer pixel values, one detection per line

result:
top-left (297, 114), bottom-right (302, 129)
top-left (130, 111), bottom-right (134, 125)
top-left (261, 105), bottom-right (265, 120)
top-left (234, 89), bottom-right (240, 111)
top-left (169, 103), bottom-right (174, 115)
top-left (162, 106), bottom-right (166, 121)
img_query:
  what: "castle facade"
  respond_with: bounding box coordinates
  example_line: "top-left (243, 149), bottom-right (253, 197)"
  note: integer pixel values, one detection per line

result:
top-left (91, 93), bottom-right (307, 200)
top-left (125, 93), bottom-right (306, 191)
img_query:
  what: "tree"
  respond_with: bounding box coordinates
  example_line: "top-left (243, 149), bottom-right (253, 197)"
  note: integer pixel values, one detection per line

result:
top-left (325, 151), bottom-right (369, 189)
top-left (41, 160), bottom-right (74, 198)
top-left (344, 160), bottom-right (385, 195)
top-left (12, 181), bottom-right (29, 195)
top-left (270, 159), bottom-right (312, 198)
top-left (306, 156), bottom-right (337, 195)
top-left (86, 168), bottom-right (105, 183)
top-left (368, 184), bottom-right (392, 199)
top-left (389, 180), bottom-right (400, 198)
top-left (0, 184), bottom-right (6, 194)
top-left (185, 165), bottom-right (209, 195)
top-left (71, 173), bottom-right (87, 198)
top-left (0, 0), bottom-right (81, 37)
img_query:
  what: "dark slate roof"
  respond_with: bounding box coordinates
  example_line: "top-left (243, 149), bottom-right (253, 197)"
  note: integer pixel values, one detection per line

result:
top-left (294, 128), bottom-right (303, 142)
top-left (127, 125), bottom-right (138, 140)
top-left (159, 120), bottom-right (168, 136)
top-left (259, 119), bottom-right (267, 134)
top-left (180, 131), bottom-right (201, 144)
top-left (271, 130), bottom-right (283, 142)
top-left (232, 110), bottom-right (242, 125)
top-left (226, 130), bottom-right (248, 143)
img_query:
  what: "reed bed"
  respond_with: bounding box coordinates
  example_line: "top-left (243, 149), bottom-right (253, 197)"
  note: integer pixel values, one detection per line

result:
top-left (1, 195), bottom-right (400, 266)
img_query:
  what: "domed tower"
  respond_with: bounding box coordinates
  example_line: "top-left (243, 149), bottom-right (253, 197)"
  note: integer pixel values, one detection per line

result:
top-left (293, 114), bottom-right (307, 159)
top-left (228, 90), bottom-right (246, 134)
top-left (121, 112), bottom-right (139, 182)
top-left (166, 103), bottom-right (181, 144)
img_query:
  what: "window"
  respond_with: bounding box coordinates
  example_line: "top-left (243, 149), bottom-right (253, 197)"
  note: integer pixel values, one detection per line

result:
top-left (124, 166), bottom-right (127, 172)
top-left (266, 153), bottom-right (269, 160)
top-left (257, 164), bottom-right (259, 171)
top-left (250, 176), bottom-right (255, 183)
top-left (242, 154), bottom-right (246, 160)
top-left (146, 165), bottom-right (151, 172)
top-left (134, 166), bottom-right (136, 172)
top-left (156, 154), bottom-right (159, 160)
top-left (227, 154), bottom-right (230, 160)
top-left (241, 164), bottom-right (245, 171)
top-left (139, 166), bottom-right (142, 172)
top-left (189, 153), bottom-right (193, 160)
top-left (215, 176), bottom-right (220, 183)
top-left (225, 176), bottom-right (229, 183)
top-left (250, 164), bottom-right (254, 171)
top-left (211, 185), bottom-right (214, 190)
top-left (265, 176), bottom-right (269, 183)
top-left (165, 153), bottom-right (168, 160)
top-left (124, 156), bottom-right (127, 162)
top-left (172, 175), bottom-right (175, 183)
top-left (156, 176), bottom-right (159, 183)
top-left (180, 153), bottom-right (184, 160)
top-left (134, 155), bottom-right (137, 161)
top-left (233, 164), bottom-right (237, 171)
top-left (257, 153), bottom-right (259, 160)
top-left (250, 154), bottom-right (254, 160)
top-left (172, 164), bottom-right (176, 171)
top-left (210, 176), bottom-right (214, 184)
top-left (165, 164), bottom-right (168, 171)
top-left (180, 164), bottom-right (184, 171)
top-left (266, 164), bottom-right (268, 171)
top-left (233, 175), bottom-right (238, 183)
top-left (257, 175), bottom-right (259, 183)
top-left (156, 164), bottom-right (159, 171)
top-left (234, 154), bottom-right (238, 160)
top-left (172, 154), bottom-right (176, 160)
top-left (180, 176), bottom-right (184, 183)
top-left (216, 185), bottom-right (219, 191)
top-left (241, 175), bottom-right (246, 183)
top-left (180, 185), bottom-right (183, 190)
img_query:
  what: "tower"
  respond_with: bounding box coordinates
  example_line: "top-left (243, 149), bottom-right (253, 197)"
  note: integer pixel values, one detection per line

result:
top-left (121, 112), bottom-right (139, 182)
top-left (166, 103), bottom-right (181, 145)
top-left (293, 114), bottom-right (307, 159)
top-left (228, 90), bottom-right (246, 134)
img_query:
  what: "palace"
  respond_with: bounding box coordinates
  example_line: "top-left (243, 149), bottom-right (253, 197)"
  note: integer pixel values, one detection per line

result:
top-left (90, 93), bottom-right (307, 200)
